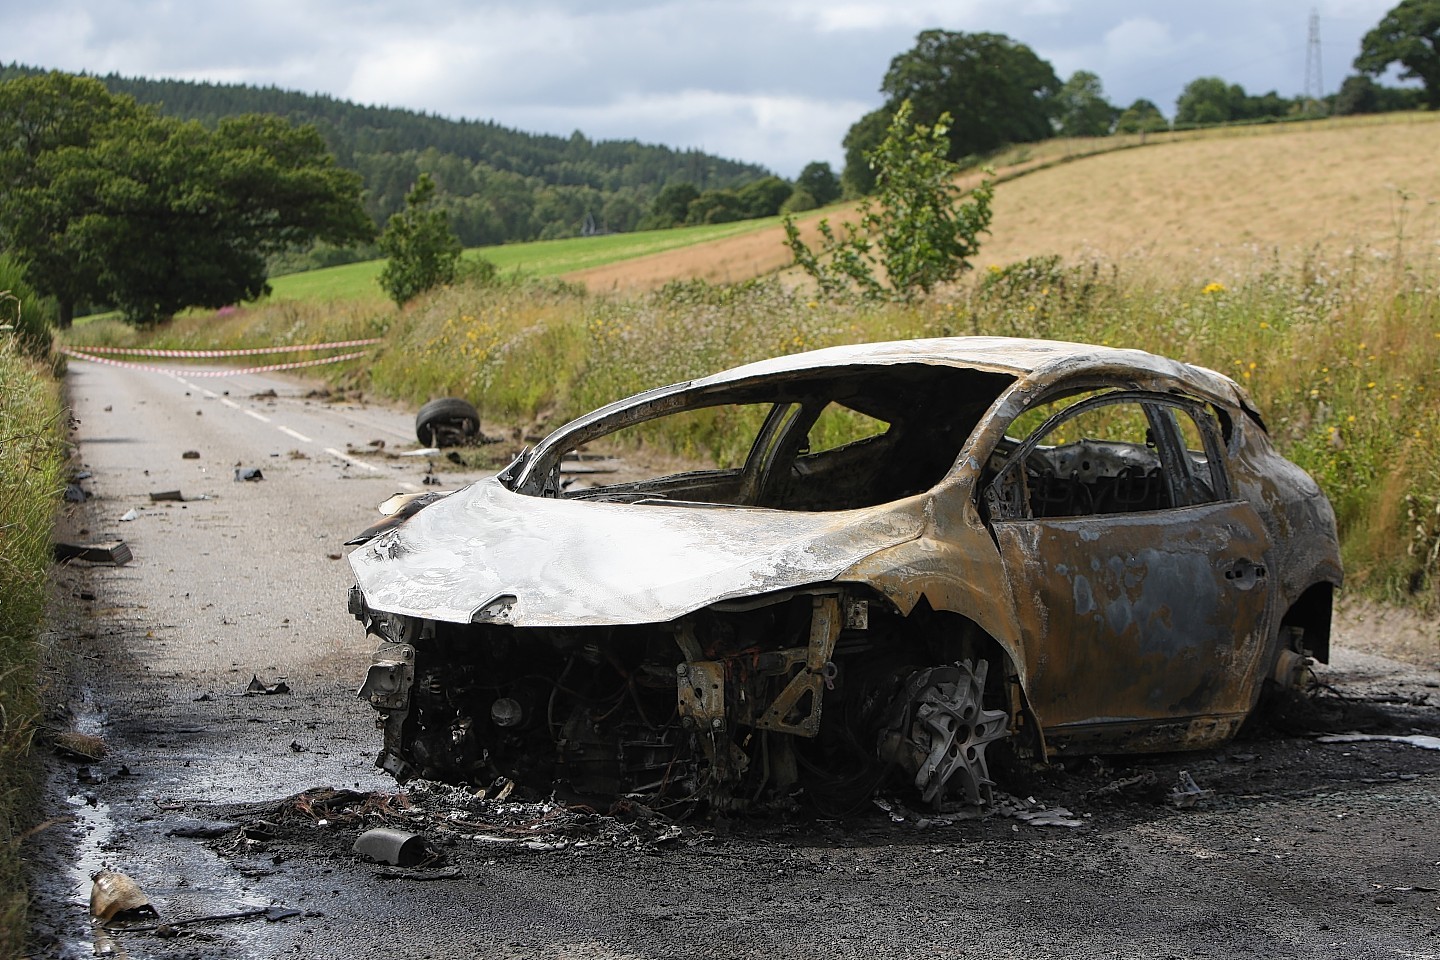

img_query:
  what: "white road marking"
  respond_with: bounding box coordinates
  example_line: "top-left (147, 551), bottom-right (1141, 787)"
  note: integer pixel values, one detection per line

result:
top-left (220, 398), bottom-right (241, 409)
top-left (326, 447), bottom-right (381, 473)
top-left (277, 426), bottom-right (312, 443)
top-left (244, 409), bottom-right (271, 423)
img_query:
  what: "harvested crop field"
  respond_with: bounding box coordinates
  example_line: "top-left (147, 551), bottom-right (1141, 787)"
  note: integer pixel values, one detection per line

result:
top-left (565, 115), bottom-right (1440, 293)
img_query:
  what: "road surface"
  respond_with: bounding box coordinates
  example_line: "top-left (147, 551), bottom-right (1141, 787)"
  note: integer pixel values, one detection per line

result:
top-left (25, 357), bottom-right (1440, 960)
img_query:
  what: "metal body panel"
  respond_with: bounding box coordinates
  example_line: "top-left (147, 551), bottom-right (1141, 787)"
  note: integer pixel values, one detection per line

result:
top-left (350, 477), bottom-right (925, 625)
top-left (994, 501), bottom-right (1274, 734)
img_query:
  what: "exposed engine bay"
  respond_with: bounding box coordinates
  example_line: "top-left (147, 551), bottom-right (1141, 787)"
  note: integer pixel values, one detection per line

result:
top-left (352, 585), bottom-right (1017, 814)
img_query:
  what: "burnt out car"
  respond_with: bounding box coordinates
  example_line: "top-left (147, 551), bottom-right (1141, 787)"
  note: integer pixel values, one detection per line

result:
top-left (347, 337), bottom-right (1341, 812)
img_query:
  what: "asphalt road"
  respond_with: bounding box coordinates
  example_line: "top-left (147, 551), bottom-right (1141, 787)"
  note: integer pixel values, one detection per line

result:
top-left (25, 357), bottom-right (1440, 960)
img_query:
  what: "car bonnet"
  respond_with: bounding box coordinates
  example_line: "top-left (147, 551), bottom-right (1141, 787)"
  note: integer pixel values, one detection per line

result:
top-left (349, 478), bottom-right (926, 626)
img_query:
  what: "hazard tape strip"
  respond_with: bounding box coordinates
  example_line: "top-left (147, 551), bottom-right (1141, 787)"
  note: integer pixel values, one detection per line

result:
top-left (60, 347), bottom-right (369, 377)
top-left (62, 338), bottom-right (382, 358)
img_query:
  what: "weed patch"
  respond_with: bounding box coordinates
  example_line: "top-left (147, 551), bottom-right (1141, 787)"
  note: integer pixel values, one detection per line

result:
top-left (0, 335), bottom-right (66, 958)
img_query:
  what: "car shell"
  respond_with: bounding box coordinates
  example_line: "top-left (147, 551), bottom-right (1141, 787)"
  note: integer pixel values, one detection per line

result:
top-left (349, 336), bottom-right (1341, 809)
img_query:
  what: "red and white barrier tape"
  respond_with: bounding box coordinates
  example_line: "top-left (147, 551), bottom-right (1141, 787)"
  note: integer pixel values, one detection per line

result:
top-left (60, 347), bottom-right (369, 377)
top-left (62, 338), bottom-right (382, 358)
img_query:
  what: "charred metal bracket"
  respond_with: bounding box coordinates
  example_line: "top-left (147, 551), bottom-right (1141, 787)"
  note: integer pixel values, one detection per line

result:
top-left (755, 594), bottom-right (842, 737)
top-left (359, 641), bottom-right (418, 780)
top-left (673, 627), bottom-right (743, 779)
top-left (358, 642), bottom-right (416, 713)
top-left (676, 660), bottom-right (726, 730)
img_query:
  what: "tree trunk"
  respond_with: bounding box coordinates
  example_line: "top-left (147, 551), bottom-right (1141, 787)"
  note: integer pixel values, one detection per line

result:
top-left (57, 299), bottom-right (73, 329)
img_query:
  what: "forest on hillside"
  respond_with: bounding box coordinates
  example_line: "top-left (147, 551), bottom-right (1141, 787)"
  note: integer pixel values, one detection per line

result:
top-left (0, 64), bottom-right (774, 251)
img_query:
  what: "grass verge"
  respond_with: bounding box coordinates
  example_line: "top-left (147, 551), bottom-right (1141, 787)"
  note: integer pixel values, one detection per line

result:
top-left (0, 335), bottom-right (66, 958)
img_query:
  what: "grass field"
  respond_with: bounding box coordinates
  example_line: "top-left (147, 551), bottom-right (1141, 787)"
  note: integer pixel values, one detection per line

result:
top-left (266, 217), bottom-right (783, 303)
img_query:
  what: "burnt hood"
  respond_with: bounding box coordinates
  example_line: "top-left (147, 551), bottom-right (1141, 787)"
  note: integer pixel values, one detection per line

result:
top-left (349, 478), bottom-right (925, 626)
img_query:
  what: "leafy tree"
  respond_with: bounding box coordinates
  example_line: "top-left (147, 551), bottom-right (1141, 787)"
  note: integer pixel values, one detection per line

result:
top-left (0, 73), bottom-right (141, 326)
top-left (784, 101), bottom-right (994, 302)
top-left (795, 161), bottom-right (841, 206)
top-left (1332, 73), bottom-right (1426, 113)
top-left (640, 182), bottom-right (700, 229)
top-left (1355, 0), bottom-right (1440, 109)
top-left (736, 176), bottom-right (792, 218)
top-left (377, 173), bottom-right (463, 306)
top-left (841, 107), bottom-right (891, 197)
top-left (684, 189), bottom-right (746, 225)
top-left (878, 30), bottom-right (1060, 161)
top-left (0, 72), bottom-right (373, 326)
top-left (1175, 78), bottom-right (1298, 126)
top-left (1114, 99), bottom-right (1169, 134)
top-left (780, 186), bottom-right (818, 215)
top-left (1335, 74), bottom-right (1384, 114)
top-left (1056, 71), bottom-right (1118, 137)
top-left (1175, 77), bottom-right (1245, 125)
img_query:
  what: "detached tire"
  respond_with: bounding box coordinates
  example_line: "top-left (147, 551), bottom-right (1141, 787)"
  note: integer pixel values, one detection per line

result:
top-left (415, 397), bottom-right (480, 447)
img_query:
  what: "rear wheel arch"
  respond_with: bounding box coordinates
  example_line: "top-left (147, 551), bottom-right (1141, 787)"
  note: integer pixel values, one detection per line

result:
top-left (1279, 580), bottom-right (1336, 664)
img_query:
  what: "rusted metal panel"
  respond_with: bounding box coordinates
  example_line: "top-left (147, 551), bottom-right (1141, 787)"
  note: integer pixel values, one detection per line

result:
top-left (994, 502), bottom-right (1274, 735)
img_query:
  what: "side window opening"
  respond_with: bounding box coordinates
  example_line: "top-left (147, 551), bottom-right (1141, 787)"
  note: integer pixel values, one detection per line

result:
top-left (986, 391), bottom-right (1231, 521)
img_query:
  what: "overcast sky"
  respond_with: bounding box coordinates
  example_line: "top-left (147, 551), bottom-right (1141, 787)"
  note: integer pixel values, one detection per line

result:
top-left (1, 0), bottom-right (1412, 177)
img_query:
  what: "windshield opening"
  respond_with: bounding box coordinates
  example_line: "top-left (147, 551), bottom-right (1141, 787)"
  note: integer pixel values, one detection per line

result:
top-left (530, 363), bottom-right (1015, 511)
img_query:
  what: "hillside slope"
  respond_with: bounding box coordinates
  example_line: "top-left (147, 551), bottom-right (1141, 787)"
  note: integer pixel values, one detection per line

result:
top-left (565, 114), bottom-right (1440, 291)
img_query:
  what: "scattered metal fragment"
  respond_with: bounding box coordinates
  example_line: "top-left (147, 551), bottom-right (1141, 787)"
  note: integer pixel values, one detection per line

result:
top-left (64, 483), bottom-right (89, 502)
top-left (244, 675), bottom-right (290, 696)
top-left (1318, 733), bottom-right (1440, 751)
top-left (233, 468), bottom-right (264, 482)
top-left (1008, 806), bottom-right (1085, 828)
top-left (181, 450), bottom-right (200, 459)
top-left (353, 827), bottom-right (429, 866)
top-left (118, 508), bottom-right (140, 522)
top-left (1168, 770), bottom-right (1212, 808)
top-left (167, 818), bottom-right (241, 839)
top-left (149, 490), bottom-right (185, 502)
top-left (1083, 772), bottom-right (1159, 803)
top-left (53, 541), bottom-right (132, 565)
top-left (90, 870), bottom-right (158, 922)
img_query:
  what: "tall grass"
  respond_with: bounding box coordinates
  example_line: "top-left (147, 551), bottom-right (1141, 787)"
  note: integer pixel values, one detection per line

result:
top-left (0, 329), bottom-right (66, 958)
top-left (67, 255), bottom-right (1440, 608)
